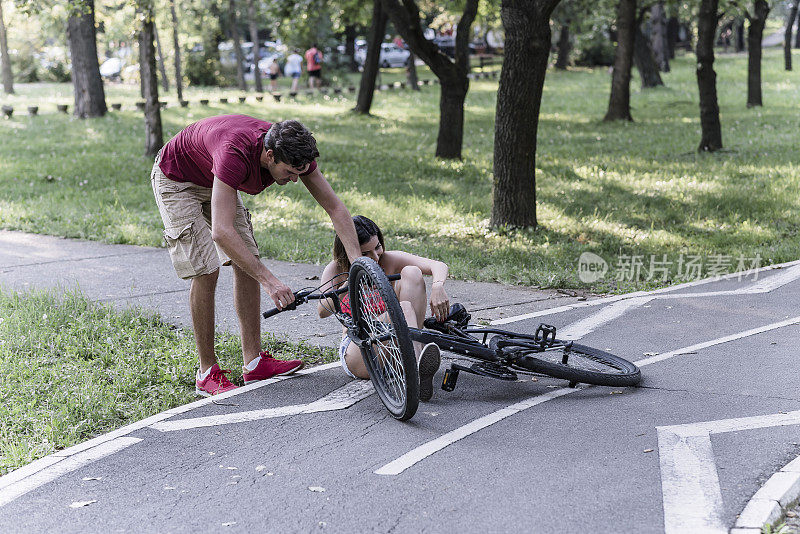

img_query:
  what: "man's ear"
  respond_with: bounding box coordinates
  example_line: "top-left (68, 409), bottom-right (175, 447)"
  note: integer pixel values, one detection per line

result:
top-left (263, 148), bottom-right (275, 165)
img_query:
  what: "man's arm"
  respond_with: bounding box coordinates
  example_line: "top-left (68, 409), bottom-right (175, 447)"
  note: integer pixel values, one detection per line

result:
top-left (211, 177), bottom-right (295, 308)
top-left (300, 168), bottom-right (361, 263)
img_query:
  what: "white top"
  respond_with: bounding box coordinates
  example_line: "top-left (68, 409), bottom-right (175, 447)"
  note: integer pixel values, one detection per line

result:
top-left (285, 53), bottom-right (303, 74)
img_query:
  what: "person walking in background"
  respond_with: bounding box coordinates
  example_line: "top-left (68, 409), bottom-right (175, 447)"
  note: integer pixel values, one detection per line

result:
top-left (285, 49), bottom-right (303, 92)
top-left (268, 58), bottom-right (281, 92)
top-left (304, 43), bottom-right (323, 89)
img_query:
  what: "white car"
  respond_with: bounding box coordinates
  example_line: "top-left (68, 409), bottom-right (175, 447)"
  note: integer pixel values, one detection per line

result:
top-left (355, 43), bottom-right (411, 68)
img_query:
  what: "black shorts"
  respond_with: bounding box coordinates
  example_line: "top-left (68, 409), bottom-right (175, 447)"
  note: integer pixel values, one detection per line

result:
top-left (269, 73), bottom-right (278, 80)
top-left (308, 69), bottom-right (321, 78)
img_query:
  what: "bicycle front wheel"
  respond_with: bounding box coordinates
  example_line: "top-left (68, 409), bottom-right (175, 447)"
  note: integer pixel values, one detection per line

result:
top-left (349, 257), bottom-right (418, 420)
top-left (489, 335), bottom-right (641, 387)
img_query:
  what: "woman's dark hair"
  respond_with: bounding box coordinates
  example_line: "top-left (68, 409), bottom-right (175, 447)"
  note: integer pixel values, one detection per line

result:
top-left (264, 120), bottom-right (320, 168)
top-left (333, 215), bottom-right (385, 273)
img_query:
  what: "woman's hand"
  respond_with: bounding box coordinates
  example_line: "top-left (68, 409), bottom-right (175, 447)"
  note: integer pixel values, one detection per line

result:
top-left (429, 283), bottom-right (450, 323)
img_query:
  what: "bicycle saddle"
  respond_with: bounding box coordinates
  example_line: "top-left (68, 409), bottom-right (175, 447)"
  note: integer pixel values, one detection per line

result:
top-left (424, 303), bottom-right (471, 329)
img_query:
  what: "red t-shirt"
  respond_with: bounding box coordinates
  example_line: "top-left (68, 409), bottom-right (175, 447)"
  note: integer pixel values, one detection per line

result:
top-left (305, 48), bottom-right (322, 71)
top-left (158, 114), bottom-right (317, 195)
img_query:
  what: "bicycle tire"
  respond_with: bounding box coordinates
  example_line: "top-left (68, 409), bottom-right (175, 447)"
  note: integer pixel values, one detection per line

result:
top-left (349, 258), bottom-right (419, 420)
top-left (488, 335), bottom-right (641, 387)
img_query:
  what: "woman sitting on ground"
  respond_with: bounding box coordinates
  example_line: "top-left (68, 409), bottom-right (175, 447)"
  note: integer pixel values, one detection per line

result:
top-left (317, 215), bottom-right (449, 401)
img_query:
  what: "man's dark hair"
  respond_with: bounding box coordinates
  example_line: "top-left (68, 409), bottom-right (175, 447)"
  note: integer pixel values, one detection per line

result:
top-left (264, 120), bottom-right (319, 168)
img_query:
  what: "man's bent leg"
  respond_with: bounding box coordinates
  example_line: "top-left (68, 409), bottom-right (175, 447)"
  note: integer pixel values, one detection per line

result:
top-left (233, 263), bottom-right (261, 366)
top-left (190, 270), bottom-right (219, 372)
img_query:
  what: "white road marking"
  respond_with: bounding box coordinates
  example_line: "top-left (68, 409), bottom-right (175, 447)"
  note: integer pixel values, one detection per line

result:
top-left (151, 380), bottom-right (375, 432)
top-left (374, 387), bottom-right (579, 475)
top-left (0, 362), bottom-right (340, 506)
top-left (636, 316), bottom-right (800, 367)
top-left (376, 316), bottom-right (800, 476)
top-left (0, 437), bottom-right (141, 508)
top-left (658, 411), bottom-right (800, 534)
top-left (491, 260), bottom-right (800, 326)
top-left (558, 297), bottom-right (653, 340)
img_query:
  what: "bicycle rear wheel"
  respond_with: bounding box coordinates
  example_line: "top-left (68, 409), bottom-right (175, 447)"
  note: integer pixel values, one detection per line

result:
top-left (489, 335), bottom-right (641, 387)
top-left (349, 257), bottom-right (418, 420)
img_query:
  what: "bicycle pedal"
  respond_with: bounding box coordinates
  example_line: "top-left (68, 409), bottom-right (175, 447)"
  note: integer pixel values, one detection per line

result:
top-left (441, 367), bottom-right (459, 392)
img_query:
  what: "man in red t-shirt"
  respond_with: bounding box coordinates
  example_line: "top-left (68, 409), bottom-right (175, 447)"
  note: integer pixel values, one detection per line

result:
top-left (151, 115), bottom-right (361, 396)
top-left (304, 44), bottom-right (323, 89)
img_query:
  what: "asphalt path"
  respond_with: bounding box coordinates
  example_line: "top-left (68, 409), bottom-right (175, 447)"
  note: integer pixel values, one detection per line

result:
top-left (1, 231), bottom-right (799, 533)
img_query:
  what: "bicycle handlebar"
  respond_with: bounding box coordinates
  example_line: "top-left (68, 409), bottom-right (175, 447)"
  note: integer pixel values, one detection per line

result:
top-left (262, 273), bottom-right (401, 319)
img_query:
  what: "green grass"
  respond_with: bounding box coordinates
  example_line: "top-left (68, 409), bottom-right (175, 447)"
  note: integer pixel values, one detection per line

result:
top-left (0, 288), bottom-right (336, 475)
top-left (1, 48), bottom-right (799, 291)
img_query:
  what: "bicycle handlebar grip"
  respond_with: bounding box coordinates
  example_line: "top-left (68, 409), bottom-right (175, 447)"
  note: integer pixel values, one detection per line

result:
top-left (262, 307), bottom-right (282, 319)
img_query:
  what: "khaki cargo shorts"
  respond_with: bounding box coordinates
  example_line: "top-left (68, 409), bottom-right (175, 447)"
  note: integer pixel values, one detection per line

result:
top-left (151, 152), bottom-right (260, 279)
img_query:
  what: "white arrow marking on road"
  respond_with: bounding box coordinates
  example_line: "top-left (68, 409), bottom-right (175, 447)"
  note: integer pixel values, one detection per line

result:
top-left (0, 437), bottom-right (142, 508)
top-left (150, 380), bottom-right (375, 432)
top-left (658, 410), bottom-right (800, 534)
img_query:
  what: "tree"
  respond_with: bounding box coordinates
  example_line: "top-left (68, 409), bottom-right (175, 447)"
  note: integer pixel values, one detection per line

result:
top-left (696, 0), bottom-right (722, 151)
top-left (554, 21), bottom-right (571, 69)
top-left (354, 0), bottom-right (386, 114)
top-left (796, 8), bottom-right (800, 47)
top-left (650, 2), bottom-right (669, 72)
top-left (137, 1), bottom-right (163, 156)
top-left (406, 50), bottom-right (419, 90)
top-left (67, 0), bottom-right (107, 118)
top-left (169, 0), bottom-right (183, 102)
top-left (784, 1), bottom-right (797, 70)
top-left (0, 0), bottom-right (13, 94)
top-left (633, 17), bottom-right (663, 88)
top-left (381, 0), bottom-right (479, 159)
top-left (229, 0), bottom-right (247, 91)
top-left (154, 24), bottom-right (169, 92)
top-left (744, 0), bottom-right (770, 107)
top-left (491, 0), bottom-right (562, 228)
top-left (603, 0), bottom-right (636, 121)
top-left (246, 0), bottom-right (263, 93)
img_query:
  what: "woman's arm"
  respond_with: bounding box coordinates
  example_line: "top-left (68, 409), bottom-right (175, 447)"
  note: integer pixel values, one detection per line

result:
top-left (317, 261), bottom-right (342, 319)
top-left (382, 251), bottom-right (450, 322)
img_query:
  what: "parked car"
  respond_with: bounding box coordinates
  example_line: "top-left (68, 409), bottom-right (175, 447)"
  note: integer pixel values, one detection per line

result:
top-left (355, 42), bottom-right (410, 68)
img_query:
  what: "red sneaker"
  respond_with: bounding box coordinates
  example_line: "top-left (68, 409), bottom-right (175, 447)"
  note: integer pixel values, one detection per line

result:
top-left (242, 351), bottom-right (304, 384)
top-left (195, 363), bottom-right (238, 397)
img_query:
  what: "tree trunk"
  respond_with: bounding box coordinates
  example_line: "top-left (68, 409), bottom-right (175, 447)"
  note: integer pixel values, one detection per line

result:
top-left (796, 9), bottom-right (800, 48)
top-left (345, 24), bottom-right (358, 72)
top-left (154, 24), bottom-right (169, 92)
top-left (784, 2), bottom-right (798, 70)
top-left (67, 0), bottom-right (107, 118)
top-left (380, 0), bottom-right (478, 159)
top-left (696, 0), bottom-right (722, 152)
top-left (406, 51), bottom-right (419, 90)
top-left (491, 0), bottom-right (560, 228)
top-left (138, 5), bottom-right (163, 156)
top-left (604, 0), bottom-right (636, 121)
top-left (354, 0), bottom-right (386, 114)
top-left (554, 22), bottom-right (570, 69)
top-left (651, 2), bottom-right (670, 72)
top-left (746, 0), bottom-right (769, 107)
top-left (169, 0), bottom-right (183, 102)
top-left (0, 0), bottom-right (13, 94)
top-left (634, 22), bottom-right (663, 88)
top-left (666, 16), bottom-right (679, 58)
top-left (735, 18), bottom-right (746, 52)
top-left (436, 78), bottom-right (468, 159)
top-left (246, 0), bottom-right (263, 93)
top-left (229, 0), bottom-right (247, 91)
